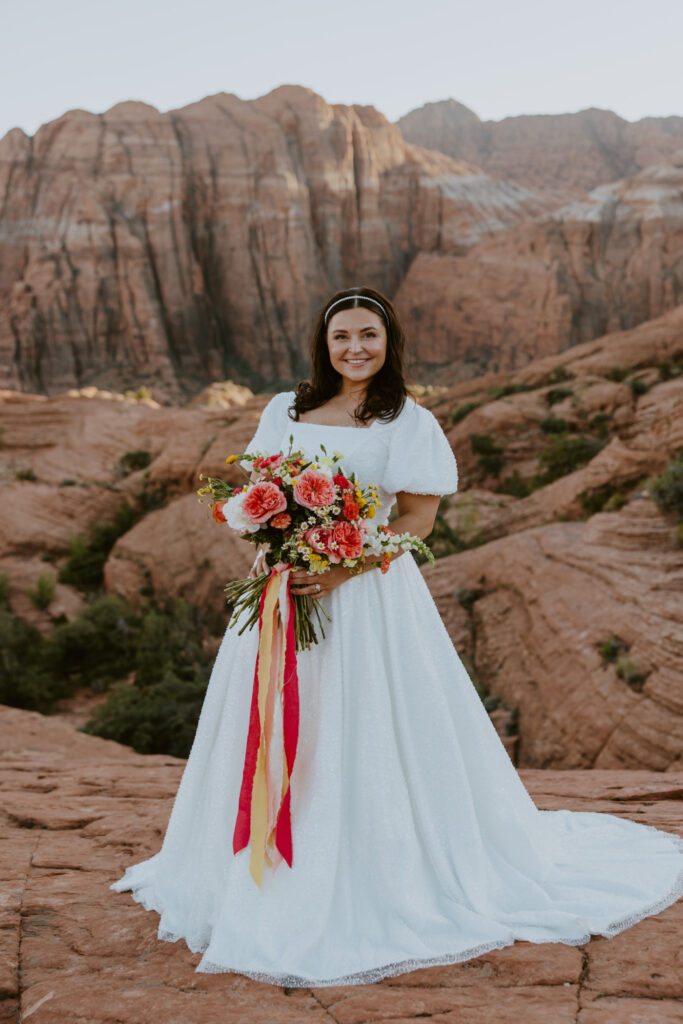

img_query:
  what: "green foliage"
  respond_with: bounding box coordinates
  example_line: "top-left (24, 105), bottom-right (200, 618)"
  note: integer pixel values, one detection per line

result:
top-left (28, 572), bottom-right (56, 610)
top-left (599, 635), bottom-right (628, 663)
top-left (578, 485), bottom-right (626, 517)
top-left (657, 359), bottom-right (683, 381)
top-left (44, 594), bottom-right (139, 691)
top-left (676, 523), bottom-right (683, 549)
top-left (58, 501), bottom-right (138, 589)
top-left (545, 387), bottom-right (573, 406)
top-left (536, 434), bottom-right (607, 485)
top-left (543, 366), bottom-right (575, 385)
top-left (614, 655), bottom-right (648, 689)
top-left (14, 464), bottom-right (36, 481)
top-left (487, 382), bottom-right (533, 400)
top-left (647, 453), bottom-right (683, 521)
top-left (117, 449), bottom-right (152, 475)
top-left (469, 433), bottom-right (505, 476)
top-left (448, 401), bottom-right (481, 425)
top-left (496, 470), bottom-right (536, 498)
top-left (453, 586), bottom-right (484, 612)
top-left (606, 366), bottom-right (629, 382)
top-left (629, 377), bottom-right (650, 396)
top-left (0, 592), bottom-right (215, 758)
top-left (0, 572), bottom-right (9, 606)
top-left (590, 412), bottom-right (611, 435)
top-left (416, 498), bottom-right (483, 563)
top-left (540, 416), bottom-right (569, 434)
top-left (81, 598), bottom-right (212, 757)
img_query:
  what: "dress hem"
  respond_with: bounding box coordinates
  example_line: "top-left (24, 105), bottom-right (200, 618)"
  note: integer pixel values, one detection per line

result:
top-left (110, 829), bottom-right (683, 988)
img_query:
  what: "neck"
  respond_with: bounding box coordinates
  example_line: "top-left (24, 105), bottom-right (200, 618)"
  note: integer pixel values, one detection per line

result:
top-left (336, 378), bottom-right (370, 401)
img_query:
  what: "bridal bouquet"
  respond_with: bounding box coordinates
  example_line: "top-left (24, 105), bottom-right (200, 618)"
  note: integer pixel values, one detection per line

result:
top-left (197, 435), bottom-right (435, 888)
top-left (197, 435), bottom-right (434, 653)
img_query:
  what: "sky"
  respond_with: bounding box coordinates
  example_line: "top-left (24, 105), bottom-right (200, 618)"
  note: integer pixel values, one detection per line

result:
top-left (2, 0), bottom-right (682, 141)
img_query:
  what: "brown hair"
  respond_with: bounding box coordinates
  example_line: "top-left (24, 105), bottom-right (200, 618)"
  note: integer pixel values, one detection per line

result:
top-left (288, 286), bottom-right (414, 426)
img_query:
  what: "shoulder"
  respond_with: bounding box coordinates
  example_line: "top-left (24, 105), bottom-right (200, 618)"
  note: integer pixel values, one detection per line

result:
top-left (261, 390), bottom-right (296, 416)
top-left (393, 395), bottom-right (440, 432)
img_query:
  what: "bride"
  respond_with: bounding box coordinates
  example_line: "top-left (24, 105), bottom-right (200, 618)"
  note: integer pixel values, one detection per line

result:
top-left (111, 286), bottom-right (683, 987)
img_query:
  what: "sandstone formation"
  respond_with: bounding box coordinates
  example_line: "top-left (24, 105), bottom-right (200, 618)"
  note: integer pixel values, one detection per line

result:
top-left (398, 99), bottom-right (683, 196)
top-left (1, 300), bottom-right (681, 770)
top-left (0, 86), bottom-right (550, 401)
top-left (1, 704), bottom-right (681, 1024)
top-left (397, 161), bottom-right (683, 378)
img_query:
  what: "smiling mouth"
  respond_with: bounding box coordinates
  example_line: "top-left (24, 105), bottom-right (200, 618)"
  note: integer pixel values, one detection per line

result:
top-left (345, 359), bottom-right (369, 365)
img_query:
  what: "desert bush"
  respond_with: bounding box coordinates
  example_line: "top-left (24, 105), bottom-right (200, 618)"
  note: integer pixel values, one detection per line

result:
top-left (58, 500), bottom-right (138, 589)
top-left (544, 366), bottom-right (575, 385)
top-left (647, 453), bottom-right (683, 521)
top-left (448, 401), bottom-right (481, 425)
top-left (496, 470), bottom-right (537, 498)
top-left (658, 360), bottom-right (683, 381)
top-left (117, 449), bottom-right (152, 475)
top-left (469, 433), bottom-right (505, 476)
top-left (0, 572), bottom-right (9, 606)
top-left (578, 485), bottom-right (626, 517)
top-left (599, 635), bottom-right (628, 663)
top-left (537, 434), bottom-right (607, 485)
top-left (540, 416), bottom-right (569, 434)
top-left (28, 572), bottom-right (56, 610)
top-left (487, 382), bottom-right (533, 400)
top-left (545, 387), bottom-right (573, 406)
top-left (606, 367), bottom-right (629, 382)
top-left (615, 655), bottom-right (648, 689)
top-left (629, 377), bottom-right (650, 396)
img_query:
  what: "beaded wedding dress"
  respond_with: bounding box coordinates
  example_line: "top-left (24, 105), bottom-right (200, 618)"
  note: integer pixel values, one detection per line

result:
top-left (110, 390), bottom-right (683, 987)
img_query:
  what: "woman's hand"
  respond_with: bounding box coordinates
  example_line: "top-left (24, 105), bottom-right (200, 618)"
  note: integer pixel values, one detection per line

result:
top-left (248, 545), bottom-right (270, 579)
top-left (288, 564), bottom-right (359, 597)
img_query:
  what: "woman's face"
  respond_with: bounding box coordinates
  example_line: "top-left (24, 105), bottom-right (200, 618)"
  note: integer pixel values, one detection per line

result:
top-left (326, 306), bottom-right (387, 385)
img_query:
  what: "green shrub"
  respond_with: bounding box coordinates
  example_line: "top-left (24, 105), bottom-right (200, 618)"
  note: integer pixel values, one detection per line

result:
top-left (487, 382), bottom-right (533, 400)
top-left (469, 433), bottom-right (505, 476)
top-left (675, 523), bottom-right (683, 549)
top-left (540, 416), bottom-right (569, 434)
top-left (647, 453), bottom-right (683, 521)
top-left (615, 655), bottom-right (648, 689)
top-left (544, 366), bottom-right (575, 384)
top-left (0, 572), bottom-right (9, 607)
top-left (629, 377), bottom-right (650, 396)
top-left (537, 434), bottom-right (607, 484)
top-left (58, 501), bottom-right (138, 589)
top-left (116, 449), bottom-right (152, 475)
top-left (599, 635), bottom-right (628, 663)
top-left (606, 367), bottom-right (629, 382)
top-left (545, 387), bottom-right (573, 406)
top-left (590, 412), bottom-right (611, 435)
top-left (28, 572), bottom-right (56, 610)
top-left (578, 485), bottom-right (626, 517)
top-left (44, 594), bottom-right (139, 691)
top-left (453, 586), bottom-right (485, 612)
top-left (496, 470), bottom-right (537, 498)
top-left (14, 465), bottom-right (36, 481)
top-left (0, 609), bottom-right (61, 712)
top-left (657, 360), bottom-right (683, 381)
top-left (448, 401), bottom-right (481, 425)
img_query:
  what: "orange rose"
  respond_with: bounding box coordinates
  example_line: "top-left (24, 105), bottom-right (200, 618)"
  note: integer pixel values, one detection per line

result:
top-left (330, 520), bottom-right (364, 559)
top-left (271, 512), bottom-right (292, 529)
top-left (242, 481), bottom-right (288, 524)
top-left (212, 500), bottom-right (227, 523)
top-left (293, 468), bottom-right (337, 509)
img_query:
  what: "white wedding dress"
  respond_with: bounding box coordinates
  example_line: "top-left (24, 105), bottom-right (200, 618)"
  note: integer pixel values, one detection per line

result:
top-left (110, 390), bottom-right (683, 987)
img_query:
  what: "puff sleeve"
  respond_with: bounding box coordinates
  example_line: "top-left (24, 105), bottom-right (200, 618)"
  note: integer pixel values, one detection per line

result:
top-left (239, 391), bottom-right (294, 470)
top-left (382, 399), bottom-right (459, 496)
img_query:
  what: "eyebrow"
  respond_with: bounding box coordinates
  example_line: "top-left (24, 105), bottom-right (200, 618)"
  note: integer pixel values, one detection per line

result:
top-left (331, 324), bottom-right (378, 332)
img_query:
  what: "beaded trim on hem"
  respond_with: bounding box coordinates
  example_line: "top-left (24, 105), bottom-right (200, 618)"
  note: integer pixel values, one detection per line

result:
top-left (111, 831), bottom-right (683, 989)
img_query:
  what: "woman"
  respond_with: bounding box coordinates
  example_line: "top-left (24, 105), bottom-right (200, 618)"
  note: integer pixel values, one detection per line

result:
top-left (111, 287), bottom-right (683, 987)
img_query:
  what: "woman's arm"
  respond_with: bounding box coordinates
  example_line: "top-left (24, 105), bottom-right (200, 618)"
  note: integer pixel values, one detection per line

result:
top-left (359, 491), bottom-right (441, 569)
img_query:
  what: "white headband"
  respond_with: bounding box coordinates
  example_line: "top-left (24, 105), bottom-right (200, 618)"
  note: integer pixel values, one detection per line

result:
top-left (324, 294), bottom-right (389, 325)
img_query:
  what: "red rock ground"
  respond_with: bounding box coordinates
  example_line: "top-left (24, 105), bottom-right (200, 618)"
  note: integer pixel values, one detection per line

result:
top-left (0, 705), bottom-right (681, 1024)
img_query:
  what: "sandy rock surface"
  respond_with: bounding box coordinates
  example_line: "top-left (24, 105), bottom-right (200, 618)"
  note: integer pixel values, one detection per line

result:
top-left (0, 704), bottom-right (681, 1024)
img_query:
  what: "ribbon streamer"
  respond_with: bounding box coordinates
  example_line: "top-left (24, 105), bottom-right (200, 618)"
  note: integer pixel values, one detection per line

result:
top-left (232, 564), bottom-right (300, 887)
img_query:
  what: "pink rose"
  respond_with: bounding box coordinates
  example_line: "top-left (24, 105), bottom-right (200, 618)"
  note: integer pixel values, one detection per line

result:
top-left (293, 468), bottom-right (337, 509)
top-left (330, 520), bottom-right (364, 559)
top-left (304, 525), bottom-right (332, 554)
top-left (242, 481), bottom-right (287, 524)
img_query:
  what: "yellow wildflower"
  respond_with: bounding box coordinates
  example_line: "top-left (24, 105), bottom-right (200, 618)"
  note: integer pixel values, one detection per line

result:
top-left (225, 454), bottom-right (239, 464)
